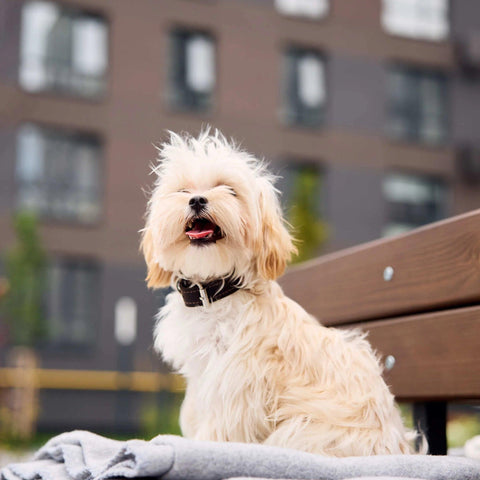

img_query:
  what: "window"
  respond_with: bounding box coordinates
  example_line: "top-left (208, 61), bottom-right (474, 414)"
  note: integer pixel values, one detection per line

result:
top-left (275, 0), bottom-right (329, 19)
top-left (19, 0), bottom-right (108, 98)
top-left (283, 48), bottom-right (326, 127)
top-left (387, 67), bottom-right (448, 145)
top-left (383, 173), bottom-right (448, 237)
top-left (280, 163), bottom-right (323, 214)
top-left (16, 124), bottom-right (102, 223)
top-left (381, 0), bottom-right (449, 41)
top-left (46, 259), bottom-right (100, 345)
top-left (280, 163), bottom-right (326, 262)
top-left (169, 30), bottom-right (215, 111)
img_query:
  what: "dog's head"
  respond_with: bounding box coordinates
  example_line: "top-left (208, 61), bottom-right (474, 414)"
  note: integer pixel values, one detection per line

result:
top-left (141, 130), bottom-right (296, 287)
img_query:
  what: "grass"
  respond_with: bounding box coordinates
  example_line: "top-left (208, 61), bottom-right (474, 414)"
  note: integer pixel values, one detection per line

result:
top-left (0, 391), bottom-right (184, 452)
top-left (448, 414), bottom-right (480, 449)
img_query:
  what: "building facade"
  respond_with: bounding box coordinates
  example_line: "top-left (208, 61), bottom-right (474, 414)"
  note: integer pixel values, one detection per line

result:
top-left (0, 0), bottom-right (479, 432)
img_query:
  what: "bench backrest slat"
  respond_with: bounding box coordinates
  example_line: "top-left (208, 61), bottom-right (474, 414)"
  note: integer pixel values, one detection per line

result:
top-left (353, 305), bottom-right (480, 400)
top-left (280, 209), bottom-right (480, 326)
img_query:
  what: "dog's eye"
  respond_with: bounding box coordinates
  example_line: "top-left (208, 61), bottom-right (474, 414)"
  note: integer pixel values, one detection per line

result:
top-left (219, 185), bottom-right (236, 196)
top-left (178, 189), bottom-right (190, 194)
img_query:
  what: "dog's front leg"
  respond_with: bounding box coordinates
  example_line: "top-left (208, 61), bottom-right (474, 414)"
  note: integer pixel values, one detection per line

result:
top-left (179, 385), bottom-right (199, 438)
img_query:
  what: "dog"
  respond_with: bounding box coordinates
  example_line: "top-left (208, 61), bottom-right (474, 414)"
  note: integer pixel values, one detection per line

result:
top-left (141, 129), bottom-right (422, 456)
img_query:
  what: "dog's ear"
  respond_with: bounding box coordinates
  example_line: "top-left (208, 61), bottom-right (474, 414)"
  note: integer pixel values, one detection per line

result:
top-left (255, 177), bottom-right (297, 280)
top-left (140, 227), bottom-right (172, 288)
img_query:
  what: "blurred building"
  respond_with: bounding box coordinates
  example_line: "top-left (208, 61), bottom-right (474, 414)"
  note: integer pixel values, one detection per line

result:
top-left (0, 0), bottom-right (480, 432)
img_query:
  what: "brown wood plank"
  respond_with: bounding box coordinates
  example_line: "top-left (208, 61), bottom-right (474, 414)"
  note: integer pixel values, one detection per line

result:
top-left (349, 306), bottom-right (480, 400)
top-left (280, 209), bottom-right (480, 325)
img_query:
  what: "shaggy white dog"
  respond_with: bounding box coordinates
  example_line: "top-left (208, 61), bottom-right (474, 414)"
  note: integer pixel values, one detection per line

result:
top-left (141, 130), bottom-right (422, 456)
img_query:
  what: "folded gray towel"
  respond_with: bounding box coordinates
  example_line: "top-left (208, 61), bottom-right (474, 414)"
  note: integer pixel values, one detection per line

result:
top-left (1, 431), bottom-right (479, 480)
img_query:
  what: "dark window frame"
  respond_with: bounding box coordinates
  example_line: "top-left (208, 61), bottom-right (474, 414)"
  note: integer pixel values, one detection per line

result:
top-left (279, 161), bottom-right (325, 218)
top-left (168, 28), bottom-right (216, 112)
top-left (383, 171), bottom-right (449, 237)
top-left (19, 0), bottom-right (109, 99)
top-left (274, 0), bottom-right (330, 20)
top-left (282, 46), bottom-right (327, 128)
top-left (386, 65), bottom-right (449, 145)
top-left (381, 0), bottom-right (450, 41)
top-left (35, 257), bottom-right (102, 350)
top-left (16, 123), bottom-right (104, 225)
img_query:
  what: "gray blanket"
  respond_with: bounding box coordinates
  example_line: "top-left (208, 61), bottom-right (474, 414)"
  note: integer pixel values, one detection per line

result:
top-left (1, 431), bottom-right (479, 480)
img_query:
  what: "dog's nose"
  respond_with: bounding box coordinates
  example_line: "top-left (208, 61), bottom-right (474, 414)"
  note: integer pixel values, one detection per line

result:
top-left (189, 196), bottom-right (208, 213)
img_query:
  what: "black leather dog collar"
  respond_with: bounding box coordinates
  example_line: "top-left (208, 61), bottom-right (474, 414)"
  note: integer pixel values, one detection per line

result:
top-left (176, 276), bottom-right (241, 307)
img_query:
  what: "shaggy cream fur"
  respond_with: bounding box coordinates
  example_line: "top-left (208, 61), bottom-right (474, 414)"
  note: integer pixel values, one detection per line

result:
top-left (141, 130), bottom-right (423, 456)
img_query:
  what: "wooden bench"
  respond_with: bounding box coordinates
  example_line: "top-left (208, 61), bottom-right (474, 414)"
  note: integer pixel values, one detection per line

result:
top-left (280, 209), bottom-right (480, 455)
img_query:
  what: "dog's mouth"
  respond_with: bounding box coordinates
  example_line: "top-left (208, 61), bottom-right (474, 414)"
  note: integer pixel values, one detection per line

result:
top-left (185, 217), bottom-right (223, 245)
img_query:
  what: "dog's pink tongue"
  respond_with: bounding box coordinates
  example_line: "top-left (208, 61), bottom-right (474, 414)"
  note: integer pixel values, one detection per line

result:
top-left (186, 226), bottom-right (214, 239)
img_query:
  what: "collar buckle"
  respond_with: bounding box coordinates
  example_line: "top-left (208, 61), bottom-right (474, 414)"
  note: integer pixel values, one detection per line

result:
top-left (197, 283), bottom-right (210, 307)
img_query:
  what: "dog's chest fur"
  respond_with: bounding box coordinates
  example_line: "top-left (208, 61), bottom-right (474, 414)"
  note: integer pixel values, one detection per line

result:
top-left (155, 291), bottom-right (247, 374)
top-left (154, 289), bottom-right (274, 441)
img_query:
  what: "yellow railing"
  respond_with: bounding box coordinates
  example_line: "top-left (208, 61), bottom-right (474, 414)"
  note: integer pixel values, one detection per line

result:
top-left (0, 368), bottom-right (185, 392)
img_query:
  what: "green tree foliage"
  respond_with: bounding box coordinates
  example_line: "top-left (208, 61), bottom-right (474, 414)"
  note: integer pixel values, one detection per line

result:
top-left (288, 167), bottom-right (328, 264)
top-left (1, 213), bottom-right (47, 346)
top-left (140, 392), bottom-right (183, 439)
